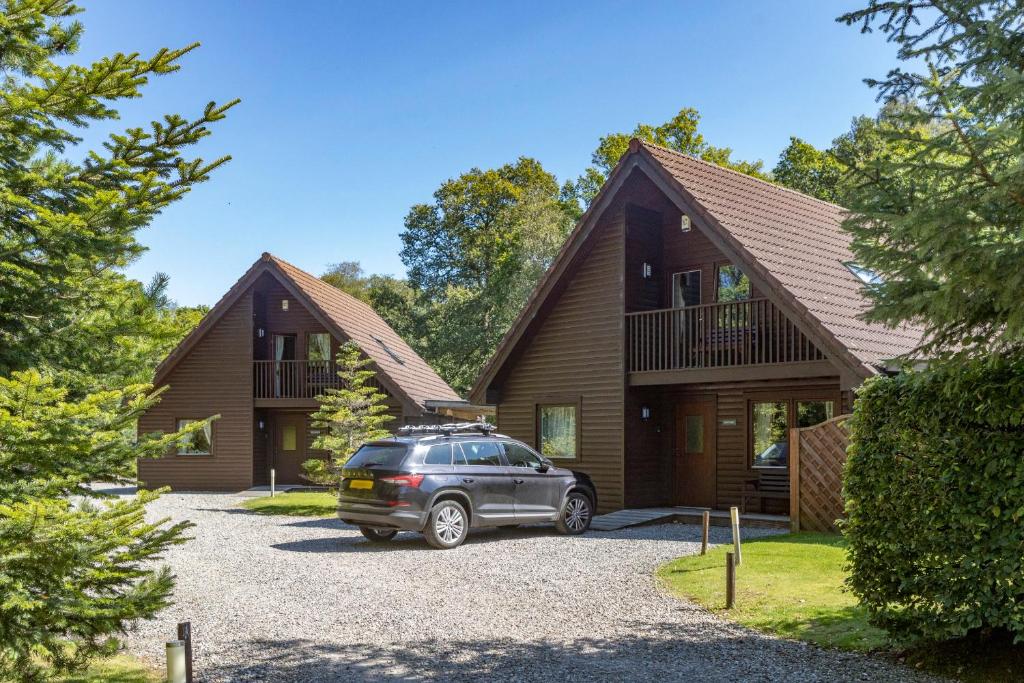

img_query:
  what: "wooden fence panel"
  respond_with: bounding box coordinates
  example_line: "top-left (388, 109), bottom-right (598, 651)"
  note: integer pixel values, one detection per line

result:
top-left (789, 414), bottom-right (851, 533)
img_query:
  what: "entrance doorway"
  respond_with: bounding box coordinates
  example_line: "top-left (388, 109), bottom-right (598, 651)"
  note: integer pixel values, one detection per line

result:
top-left (272, 413), bottom-right (306, 484)
top-left (675, 400), bottom-right (716, 507)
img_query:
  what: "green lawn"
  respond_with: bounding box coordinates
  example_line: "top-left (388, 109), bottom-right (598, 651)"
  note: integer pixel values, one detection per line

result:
top-left (657, 531), bottom-right (1024, 681)
top-left (240, 491), bottom-right (336, 517)
top-left (657, 532), bottom-right (887, 650)
top-left (55, 655), bottom-right (159, 682)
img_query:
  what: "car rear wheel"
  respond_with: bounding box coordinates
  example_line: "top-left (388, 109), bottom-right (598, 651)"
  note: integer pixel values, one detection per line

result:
top-left (555, 492), bottom-right (592, 535)
top-left (424, 500), bottom-right (469, 549)
top-left (359, 526), bottom-right (398, 542)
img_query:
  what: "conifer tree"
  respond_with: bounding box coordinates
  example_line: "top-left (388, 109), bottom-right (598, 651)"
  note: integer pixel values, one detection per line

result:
top-left (303, 342), bottom-right (394, 485)
top-left (0, 1), bottom-right (234, 677)
top-left (837, 0), bottom-right (1024, 354)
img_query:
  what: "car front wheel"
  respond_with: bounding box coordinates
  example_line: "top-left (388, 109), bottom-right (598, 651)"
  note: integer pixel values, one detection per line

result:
top-left (359, 526), bottom-right (398, 542)
top-left (424, 500), bottom-right (469, 549)
top-left (555, 492), bottom-right (592, 535)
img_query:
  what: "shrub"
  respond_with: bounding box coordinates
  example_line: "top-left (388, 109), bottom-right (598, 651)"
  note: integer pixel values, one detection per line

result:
top-left (844, 355), bottom-right (1024, 643)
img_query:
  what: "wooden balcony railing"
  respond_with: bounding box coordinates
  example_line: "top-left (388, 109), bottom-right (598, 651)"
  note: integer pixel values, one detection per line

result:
top-left (253, 360), bottom-right (340, 399)
top-left (626, 298), bottom-right (825, 373)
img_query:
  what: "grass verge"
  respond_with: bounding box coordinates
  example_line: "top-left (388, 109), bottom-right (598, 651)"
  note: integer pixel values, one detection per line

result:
top-left (657, 531), bottom-right (1024, 681)
top-left (55, 655), bottom-right (159, 682)
top-left (657, 532), bottom-right (885, 650)
top-left (240, 491), bottom-right (336, 517)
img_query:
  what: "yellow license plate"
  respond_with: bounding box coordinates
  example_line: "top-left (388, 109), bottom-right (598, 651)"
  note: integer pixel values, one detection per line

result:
top-left (348, 479), bottom-right (373, 490)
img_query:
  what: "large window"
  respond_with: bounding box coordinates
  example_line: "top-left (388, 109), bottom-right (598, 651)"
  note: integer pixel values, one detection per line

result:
top-left (716, 264), bottom-right (751, 302)
top-left (751, 399), bottom-right (835, 468)
top-left (176, 419), bottom-right (211, 456)
top-left (538, 404), bottom-right (577, 459)
top-left (307, 333), bottom-right (331, 362)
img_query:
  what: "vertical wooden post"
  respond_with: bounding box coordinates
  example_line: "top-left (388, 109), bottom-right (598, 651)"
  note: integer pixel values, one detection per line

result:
top-left (725, 552), bottom-right (736, 609)
top-left (700, 510), bottom-right (710, 555)
top-left (789, 426), bottom-right (801, 532)
top-left (177, 621), bottom-right (193, 683)
top-left (730, 506), bottom-right (742, 567)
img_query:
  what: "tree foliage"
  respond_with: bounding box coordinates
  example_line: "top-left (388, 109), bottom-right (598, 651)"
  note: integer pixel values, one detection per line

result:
top-left (398, 157), bottom-right (574, 393)
top-left (565, 107), bottom-right (768, 208)
top-left (844, 358), bottom-right (1024, 643)
top-left (0, 1), bottom-right (232, 678)
top-left (772, 136), bottom-right (845, 203)
top-left (837, 0), bottom-right (1024, 355)
top-left (303, 342), bottom-right (394, 485)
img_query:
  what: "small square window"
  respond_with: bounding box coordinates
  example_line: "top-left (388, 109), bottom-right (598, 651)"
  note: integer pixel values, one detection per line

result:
top-left (538, 404), bottom-right (577, 459)
top-left (281, 299), bottom-right (289, 311)
top-left (717, 264), bottom-right (751, 302)
top-left (177, 419), bottom-right (211, 456)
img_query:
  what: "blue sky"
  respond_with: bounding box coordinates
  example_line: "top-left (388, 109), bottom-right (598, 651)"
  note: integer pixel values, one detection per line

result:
top-left (75, 1), bottom-right (901, 306)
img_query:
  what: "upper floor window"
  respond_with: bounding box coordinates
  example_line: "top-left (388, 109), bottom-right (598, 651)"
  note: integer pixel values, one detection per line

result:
top-left (176, 418), bottom-right (211, 456)
top-left (307, 333), bottom-right (331, 362)
top-left (671, 270), bottom-right (701, 308)
top-left (717, 264), bottom-right (750, 302)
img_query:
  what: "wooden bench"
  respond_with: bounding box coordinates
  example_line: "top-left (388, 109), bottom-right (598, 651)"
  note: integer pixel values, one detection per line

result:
top-left (742, 469), bottom-right (790, 514)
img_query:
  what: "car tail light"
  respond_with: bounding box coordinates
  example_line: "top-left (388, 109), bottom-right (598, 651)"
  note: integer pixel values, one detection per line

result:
top-left (379, 473), bottom-right (424, 488)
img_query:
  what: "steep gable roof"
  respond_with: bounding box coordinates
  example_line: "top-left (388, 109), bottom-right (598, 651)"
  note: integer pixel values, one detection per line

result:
top-left (154, 253), bottom-right (461, 409)
top-left (638, 141), bottom-right (923, 368)
top-left (470, 139), bottom-right (923, 402)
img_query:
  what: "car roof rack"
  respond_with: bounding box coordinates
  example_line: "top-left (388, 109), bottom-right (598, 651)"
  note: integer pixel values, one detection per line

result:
top-left (397, 422), bottom-right (500, 437)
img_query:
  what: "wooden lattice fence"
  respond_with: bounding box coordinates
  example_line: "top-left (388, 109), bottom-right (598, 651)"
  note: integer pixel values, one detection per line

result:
top-left (789, 414), bottom-right (851, 532)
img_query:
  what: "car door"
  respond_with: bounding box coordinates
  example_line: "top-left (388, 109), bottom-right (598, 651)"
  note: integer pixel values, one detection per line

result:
top-left (453, 441), bottom-right (516, 526)
top-left (502, 441), bottom-right (562, 521)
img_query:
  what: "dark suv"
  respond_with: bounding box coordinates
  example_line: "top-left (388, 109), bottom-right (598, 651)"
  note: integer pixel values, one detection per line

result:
top-left (337, 423), bottom-right (596, 549)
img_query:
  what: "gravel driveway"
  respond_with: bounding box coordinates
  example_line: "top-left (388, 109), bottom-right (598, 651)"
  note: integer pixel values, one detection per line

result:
top-left (119, 489), bottom-right (941, 682)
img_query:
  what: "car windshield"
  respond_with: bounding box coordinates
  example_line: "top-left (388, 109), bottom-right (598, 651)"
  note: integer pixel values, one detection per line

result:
top-left (345, 444), bottom-right (408, 469)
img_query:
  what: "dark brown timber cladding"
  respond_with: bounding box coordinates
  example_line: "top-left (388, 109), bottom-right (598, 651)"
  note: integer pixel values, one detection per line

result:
top-left (138, 290), bottom-right (254, 490)
top-left (496, 215), bottom-right (625, 512)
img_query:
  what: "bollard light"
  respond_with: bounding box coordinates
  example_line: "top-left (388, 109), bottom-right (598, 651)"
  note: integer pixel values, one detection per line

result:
top-left (166, 640), bottom-right (186, 683)
top-left (270, 468), bottom-right (276, 497)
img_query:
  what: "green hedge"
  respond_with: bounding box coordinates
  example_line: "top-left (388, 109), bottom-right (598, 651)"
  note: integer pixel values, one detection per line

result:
top-left (844, 355), bottom-right (1024, 643)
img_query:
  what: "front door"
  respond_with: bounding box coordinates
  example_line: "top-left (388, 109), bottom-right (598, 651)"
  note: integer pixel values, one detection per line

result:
top-left (273, 413), bottom-right (306, 485)
top-left (675, 400), bottom-right (716, 507)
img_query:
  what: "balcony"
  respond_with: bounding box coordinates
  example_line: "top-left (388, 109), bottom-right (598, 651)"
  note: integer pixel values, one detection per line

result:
top-left (253, 359), bottom-right (340, 403)
top-left (626, 298), bottom-right (830, 384)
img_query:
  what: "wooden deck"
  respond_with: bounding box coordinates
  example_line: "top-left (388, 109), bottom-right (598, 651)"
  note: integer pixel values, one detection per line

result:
top-left (590, 506), bottom-right (789, 531)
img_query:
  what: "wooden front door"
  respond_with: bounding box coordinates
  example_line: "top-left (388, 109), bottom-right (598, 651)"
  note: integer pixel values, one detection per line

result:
top-left (675, 400), bottom-right (716, 507)
top-left (273, 414), bottom-right (306, 484)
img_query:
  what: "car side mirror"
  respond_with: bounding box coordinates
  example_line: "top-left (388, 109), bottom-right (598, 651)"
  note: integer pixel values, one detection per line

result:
top-left (536, 463), bottom-right (550, 473)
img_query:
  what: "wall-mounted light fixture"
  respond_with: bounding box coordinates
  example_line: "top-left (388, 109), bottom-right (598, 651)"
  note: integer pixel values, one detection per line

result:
top-left (641, 406), bottom-right (651, 421)
top-left (257, 419), bottom-right (265, 431)
top-left (641, 262), bottom-right (653, 279)
top-left (256, 327), bottom-right (265, 338)
top-left (281, 299), bottom-right (289, 311)
top-left (680, 214), bottom-right (692, 233)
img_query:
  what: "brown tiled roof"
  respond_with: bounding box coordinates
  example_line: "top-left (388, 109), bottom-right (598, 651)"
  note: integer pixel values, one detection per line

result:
top-left (639, 141), bottom-right (924, 369)
top-left (154, 253), bottom-right (461, 409)
top-left (265, 254), bottom-right (462, 406)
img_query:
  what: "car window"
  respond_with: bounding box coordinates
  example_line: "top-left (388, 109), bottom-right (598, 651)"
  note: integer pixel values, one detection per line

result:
top-left (458, 441), bottom-right (503, 466)
top-left (423, 443), bottom-right (452, 466)
top-left (504, 442), bottom-right (544, 468)
top-left (346, 444), bottom-right (408, 468)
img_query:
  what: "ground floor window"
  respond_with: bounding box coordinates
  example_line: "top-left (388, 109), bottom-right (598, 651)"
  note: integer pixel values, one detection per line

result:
top-left (751, 399), bottom-right (834, 468)
top-left (538, 404), bottom-right (577, 459)
top-left (176, 418), bottom-right (212, 455)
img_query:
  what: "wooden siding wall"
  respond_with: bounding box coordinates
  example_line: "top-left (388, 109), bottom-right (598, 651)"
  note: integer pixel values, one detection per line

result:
top-left (496, 214), bottom-right (626, 512)
top-left (138, 290), bottom-right (255, 490)
top-left (625, 378), bottom-right (841, 510)
top-left (258, 274), bottom-right (332, 360)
